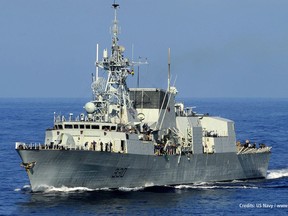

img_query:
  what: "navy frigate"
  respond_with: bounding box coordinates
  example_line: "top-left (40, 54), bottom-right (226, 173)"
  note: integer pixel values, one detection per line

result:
top-left (16, 3), bottom-right (271, 191)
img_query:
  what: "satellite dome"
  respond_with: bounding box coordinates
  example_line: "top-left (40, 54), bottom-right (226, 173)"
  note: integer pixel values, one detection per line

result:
top-left (84, 102), bottom-right (96, 114)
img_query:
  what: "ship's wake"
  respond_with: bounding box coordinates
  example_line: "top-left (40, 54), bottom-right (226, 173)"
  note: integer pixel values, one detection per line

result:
top-left (14, 185), bottom-right (31, 192)
top-left (266, 169), bottom-right (288, 180)
top-left (42, 186), bottom-right (103, 193)
top-left (14, 183), bottom-right (258, 194)
top-left (14, 169), bottom-right (288, 193)
top-left (14, 184), bottom-right (147, 193)
top-left (174, 182), bottom-right (258, 190)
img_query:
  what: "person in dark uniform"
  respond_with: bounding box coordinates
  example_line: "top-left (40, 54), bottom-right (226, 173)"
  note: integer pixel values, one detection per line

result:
top-left (100, 142), bottom-right (103, 152)
top-left (109, 142), bottom-right (113, 152)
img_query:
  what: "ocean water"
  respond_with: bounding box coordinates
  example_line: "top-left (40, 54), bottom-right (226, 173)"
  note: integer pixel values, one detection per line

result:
top-left (0, 98), bottom-right (287, 215)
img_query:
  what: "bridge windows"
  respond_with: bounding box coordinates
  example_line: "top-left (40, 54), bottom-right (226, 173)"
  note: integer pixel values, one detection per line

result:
top-left (62, 123), bottom-right (117, 131)
top-left (91, 125), bottom-right (100, 129)
top-left (64, 124), bottom-right (73, 129)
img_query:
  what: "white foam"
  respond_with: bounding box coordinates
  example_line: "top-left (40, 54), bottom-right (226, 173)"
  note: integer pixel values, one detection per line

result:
top-left (144, 182), bottom-right (155, 187)
top-left (175, 182), bottom-right (213, 189)
top-left (194, 181), bottom-right (210, 186)
top-left (15, 185), bottom-right (31, 192)
top-left (118, 186), bottom-right (144, 192)
top-left (174, 184), bottom-right (258, 190)
top-left (266, 169), bottom-right (288, 179)
top-left (33, 185), bottom-right (111, 193)
top-left (17, 184), bottom-right (149, 193)
top-left (231, 179), bottom-right (246, 183)
top-left (117, 182), bottom-right (154, 191)
top-left (175, 184), bottom-right (216, 189)
top-left (44, 186), bottom-right (94, 193)
top-left (42, 185), bottom-right (146, 193)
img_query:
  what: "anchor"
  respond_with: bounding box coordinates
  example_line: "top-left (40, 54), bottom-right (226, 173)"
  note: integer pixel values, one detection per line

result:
top-left (21, 161), bottom-right (36, 174)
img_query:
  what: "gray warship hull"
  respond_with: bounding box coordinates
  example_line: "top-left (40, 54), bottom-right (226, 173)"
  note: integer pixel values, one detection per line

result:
top-left (17, 149), bottom-right (270, 191)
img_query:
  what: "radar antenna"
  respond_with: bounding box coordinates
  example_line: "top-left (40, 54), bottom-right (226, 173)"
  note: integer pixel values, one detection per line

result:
top-left (91, 77), bottom-right (106, 96)
top-left (112, 1), bottom-right (119, 9)
top-left (86, 2), bottom-right (148, 124)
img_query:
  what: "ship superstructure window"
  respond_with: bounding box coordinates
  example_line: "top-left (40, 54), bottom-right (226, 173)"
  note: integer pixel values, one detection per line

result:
top-left (55, 124), bottom-right (63, 129)
top-left (65, 124), bottom-right (73, 129)
top-left (102, 126), bottom-right (110, 131)
top-left (74, 125), bottom-right (79, 129)
top-left (86, 125), bottom-right (91, 129)
top-left (92, 125), bottom-right (100, 129)
top-left (111, 126), bottom-right (116, 131)
top-left (80, 125), bottom-right (85, 129)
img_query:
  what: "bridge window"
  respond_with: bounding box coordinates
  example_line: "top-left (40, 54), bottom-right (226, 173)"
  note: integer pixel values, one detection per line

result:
top-left (92, 125), bottom-right (99, 129)
top-left (74, 125), bottom-right (79, 129)
top-left (65, 124), bottom-right (73, 129)
top-left (102, 126), bottom-right (110, 131)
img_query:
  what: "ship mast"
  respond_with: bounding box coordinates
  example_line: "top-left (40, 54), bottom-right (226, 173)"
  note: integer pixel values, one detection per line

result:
top-left (168, 48), bottom-right (171, 91)
top-left (94, 3), bottom-right (135, 124)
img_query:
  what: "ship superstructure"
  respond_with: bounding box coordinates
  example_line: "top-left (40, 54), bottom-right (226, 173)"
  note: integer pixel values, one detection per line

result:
top-left (16, 3), bottom-right (271, 191)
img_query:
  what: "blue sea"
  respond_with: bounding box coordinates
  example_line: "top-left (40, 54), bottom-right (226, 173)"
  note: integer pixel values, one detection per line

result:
top-left (1, 98), bottom-right (287, 215)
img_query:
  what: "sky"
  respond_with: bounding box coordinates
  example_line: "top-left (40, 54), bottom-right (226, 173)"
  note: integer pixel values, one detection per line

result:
top-left (1, 0), bottom-right (288, 98)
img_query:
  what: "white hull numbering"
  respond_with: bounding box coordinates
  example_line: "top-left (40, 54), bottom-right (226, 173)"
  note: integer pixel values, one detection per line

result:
top-left (16, 3), bottom-right (271, 191)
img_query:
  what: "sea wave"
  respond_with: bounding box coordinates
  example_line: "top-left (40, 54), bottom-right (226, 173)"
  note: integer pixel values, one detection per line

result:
top-left (42, 185), bottom-right (150, 193)
top-left (15, 182), bottom-right (259, 193)
top-left (15, 184), bottom-right (147, 193)
top-left (14, 185), bottom-right (113, 193)
top-left (42, 185), bottom-right (96, 193)
top-left (14, 185), bottom-right (31, 192)
top-left (174, 184), bottom-right (258, 190)
top-left (16, 171), bottom-right (288, 194)
top-left (266, 169), bottom-right (288, 179)
top-left (118, 187), bottom-right (144, 192)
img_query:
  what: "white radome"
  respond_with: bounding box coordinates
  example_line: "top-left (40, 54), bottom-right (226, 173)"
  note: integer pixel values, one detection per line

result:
top-left (84, 102), bottom-right (96, 114)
